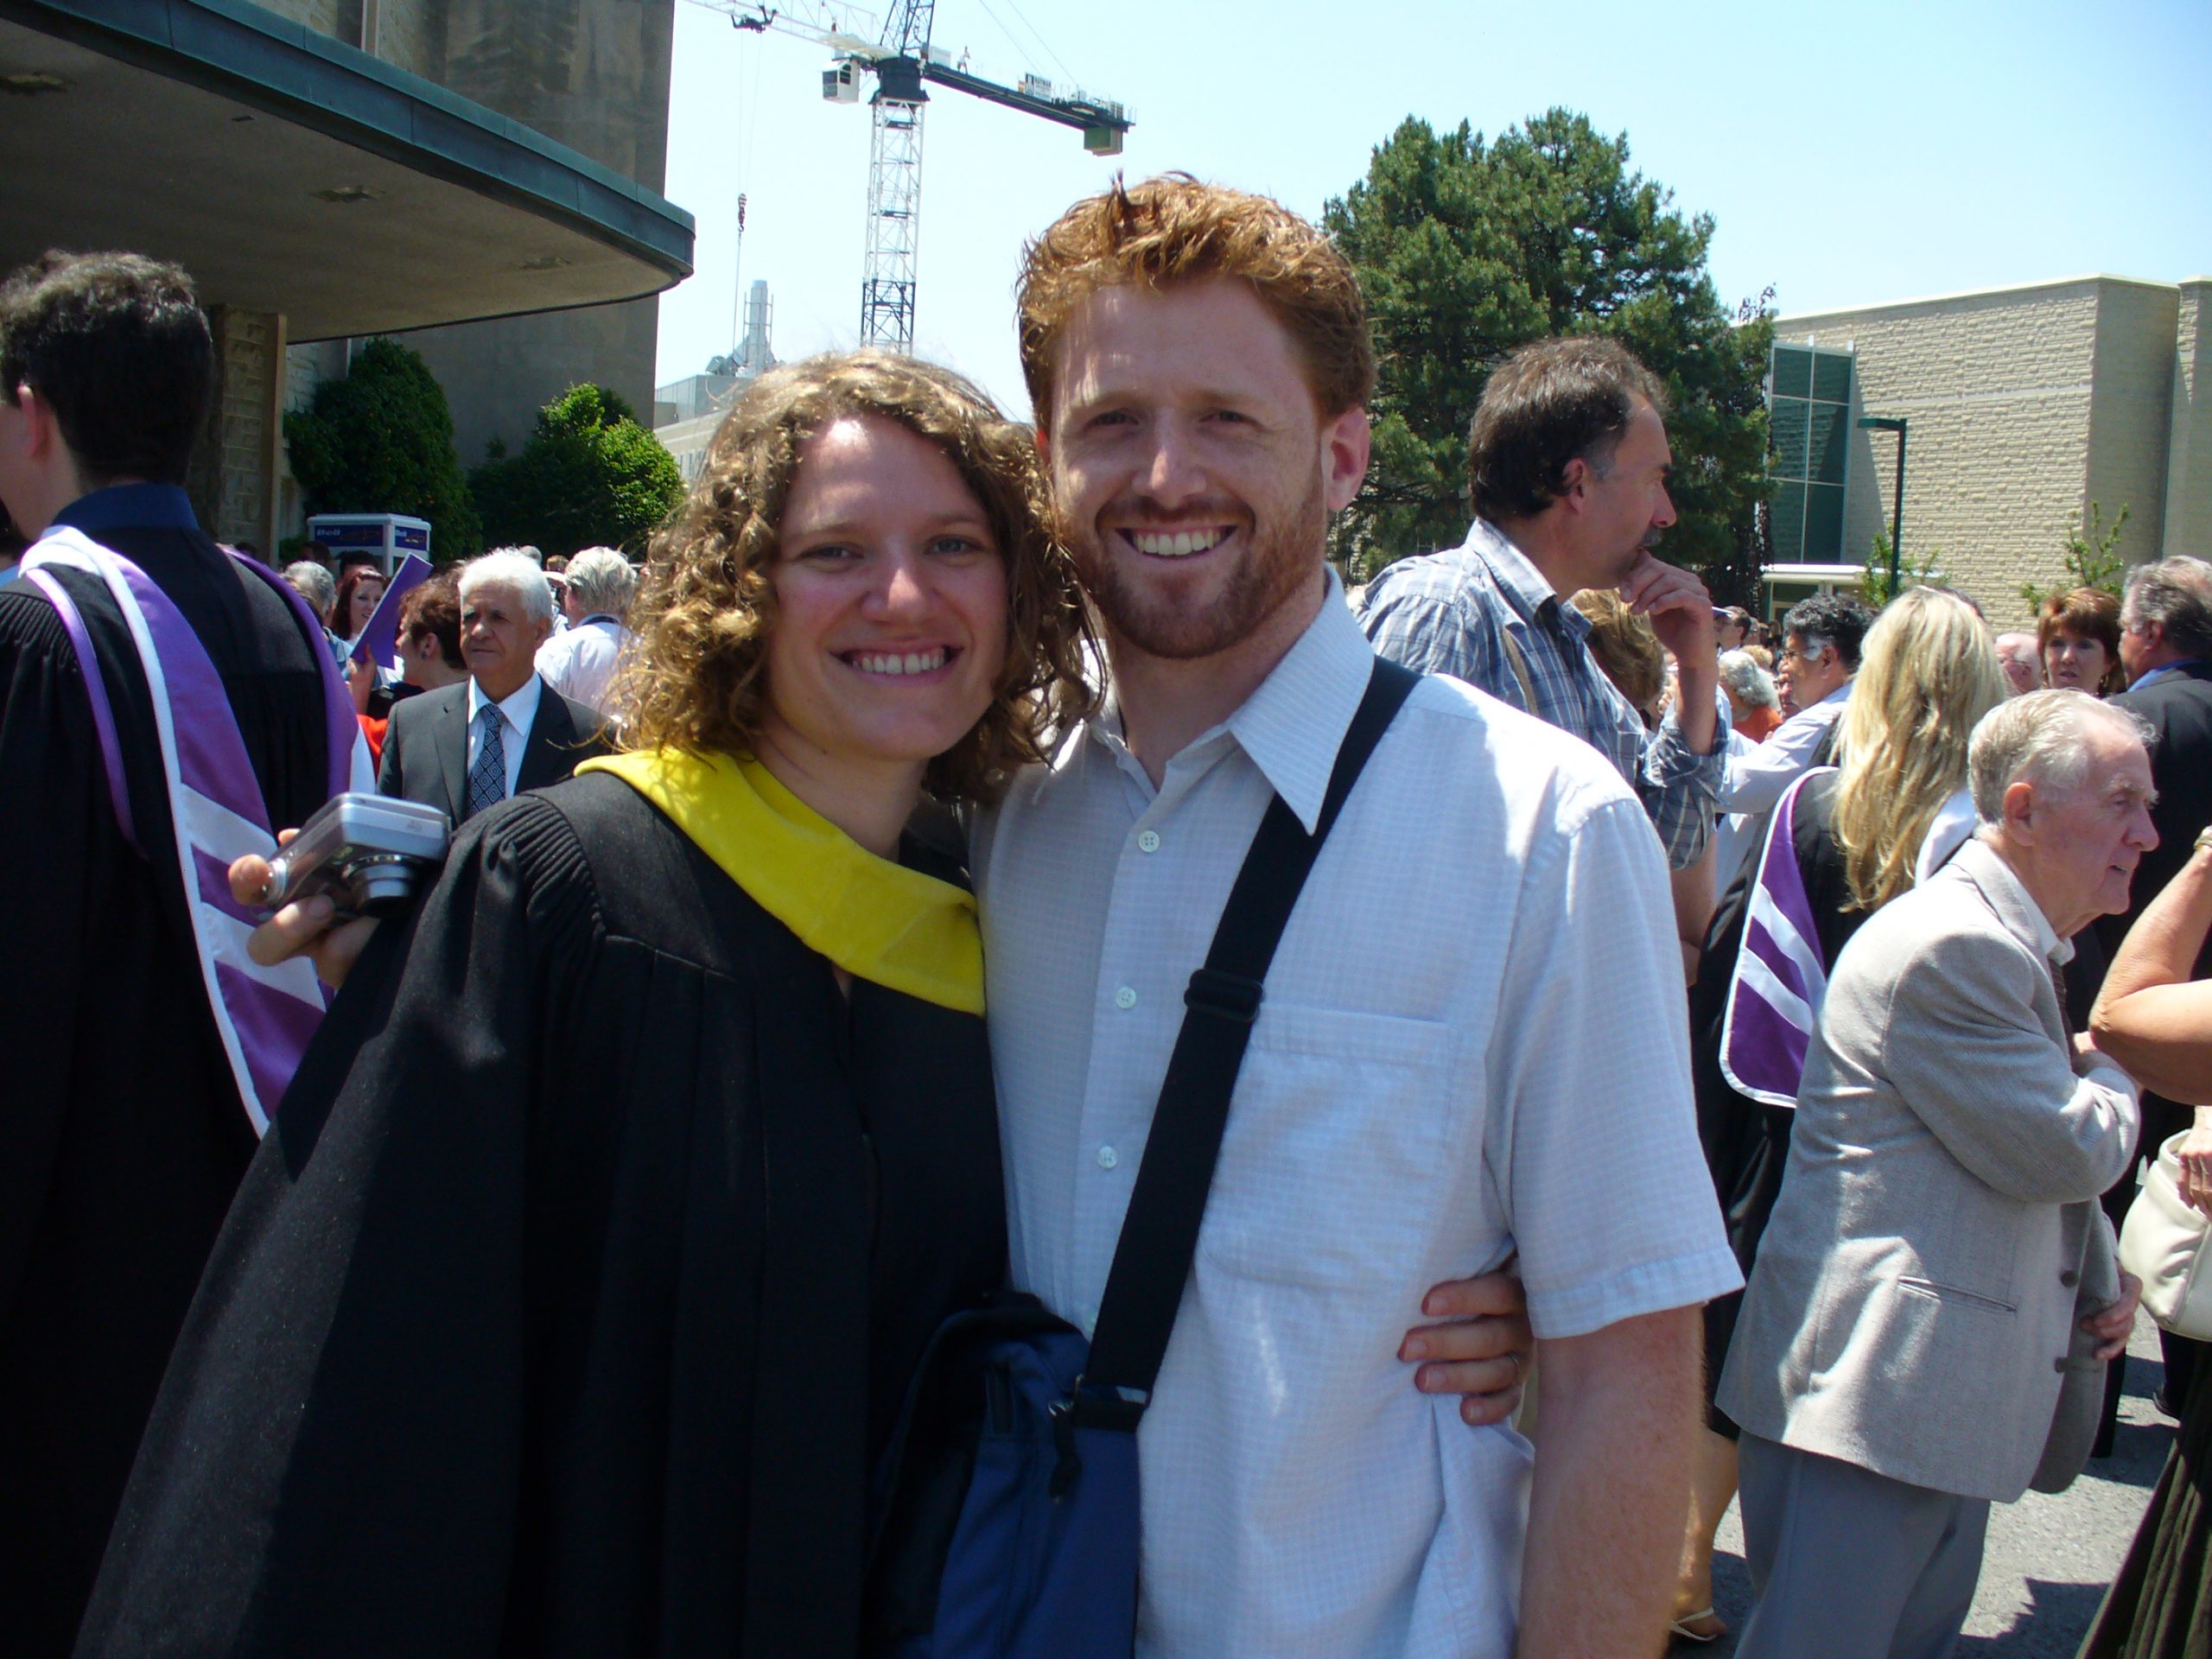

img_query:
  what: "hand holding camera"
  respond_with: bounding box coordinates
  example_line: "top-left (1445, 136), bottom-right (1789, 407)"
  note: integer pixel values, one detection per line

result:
top-left (230, 794), bottom-right (451, 989)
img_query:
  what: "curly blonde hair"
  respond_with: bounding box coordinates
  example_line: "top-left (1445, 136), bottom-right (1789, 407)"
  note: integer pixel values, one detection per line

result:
top-left (613, 351), bottom-right (1095, 804)
top-left (1831, 588), bottom-right (2008, 912)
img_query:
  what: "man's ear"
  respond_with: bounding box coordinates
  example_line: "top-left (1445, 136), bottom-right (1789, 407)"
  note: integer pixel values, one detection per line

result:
top-left (1555, 455), bottom-right (1592, 514)
top-left (1321, 406), bottom-right (1372, 515)
top-left (2001, 778), bottom-right (2038, 842)
top-left (15, 384), bottom-right (66, 462)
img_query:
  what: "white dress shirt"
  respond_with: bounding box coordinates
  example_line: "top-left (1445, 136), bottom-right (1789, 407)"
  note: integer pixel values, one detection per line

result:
top-left (974, 576), bottom-right (1740, 1658)
top-left (535, 615), bottom-right (632, 715)
top-left (1719, 682), bottom-right (1849, 816)
top-left (1711, 683), bottom-right (1851, 894)
top-left (465, 672), bottom-right (542, 803)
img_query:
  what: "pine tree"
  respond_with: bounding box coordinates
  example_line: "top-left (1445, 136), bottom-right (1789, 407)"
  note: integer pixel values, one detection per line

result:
top-left (1325, 110), bottom-right (1772, 581)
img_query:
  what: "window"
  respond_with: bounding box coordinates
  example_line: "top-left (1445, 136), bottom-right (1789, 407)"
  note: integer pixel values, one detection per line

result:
top-left (1767, 344), bottom-right (1854, 563)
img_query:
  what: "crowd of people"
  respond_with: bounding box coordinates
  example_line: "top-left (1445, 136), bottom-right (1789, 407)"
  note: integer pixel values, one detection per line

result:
top-left (3, 175), bottom-right (2210, 1659)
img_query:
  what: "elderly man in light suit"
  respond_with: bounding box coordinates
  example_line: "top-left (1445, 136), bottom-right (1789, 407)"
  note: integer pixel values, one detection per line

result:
top-left (1718, 688), bottom-right (2154, 1659)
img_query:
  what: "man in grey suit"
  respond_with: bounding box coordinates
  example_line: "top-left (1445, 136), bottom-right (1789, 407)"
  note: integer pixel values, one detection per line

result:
top-left (378, 549), bottom-right (607, 822)
top-left (1718, 688), bottom-right (2154, 1659)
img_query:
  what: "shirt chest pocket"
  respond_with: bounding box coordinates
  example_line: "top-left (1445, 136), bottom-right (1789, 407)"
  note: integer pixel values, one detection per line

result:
top-left (1198, 1004), bottom-right (1457, 1291)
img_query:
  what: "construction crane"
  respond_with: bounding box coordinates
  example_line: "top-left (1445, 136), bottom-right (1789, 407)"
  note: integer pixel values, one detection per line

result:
top-left (694, 0), bottom-right (1131, 351)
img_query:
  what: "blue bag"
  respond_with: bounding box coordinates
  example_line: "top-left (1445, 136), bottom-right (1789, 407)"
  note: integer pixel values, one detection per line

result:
top-left (862, 662), bottom-right (1418, 1658)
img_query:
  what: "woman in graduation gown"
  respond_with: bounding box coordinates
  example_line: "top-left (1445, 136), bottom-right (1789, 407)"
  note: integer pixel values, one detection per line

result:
top-left (75, 352), bottom-right (1096, 1657)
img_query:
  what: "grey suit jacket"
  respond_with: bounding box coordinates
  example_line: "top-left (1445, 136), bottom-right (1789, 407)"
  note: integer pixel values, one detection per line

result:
top-left (377, 677), bottom-right (608, 823)
top-left (1717, 838), bottom-right (2139, 1503)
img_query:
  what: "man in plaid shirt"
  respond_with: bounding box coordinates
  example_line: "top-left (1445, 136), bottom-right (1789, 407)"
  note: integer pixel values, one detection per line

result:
top-left (1355, 338), bottom-right (1724, 868)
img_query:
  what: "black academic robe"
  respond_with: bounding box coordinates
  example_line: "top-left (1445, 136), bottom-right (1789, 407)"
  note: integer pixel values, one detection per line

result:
top-left (76, 772), bottom-right (1007, 1658)
top-left (0, 523), bottom-right (332, 1657)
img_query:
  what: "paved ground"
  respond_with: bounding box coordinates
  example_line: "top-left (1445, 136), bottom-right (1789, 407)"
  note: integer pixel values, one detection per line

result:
top-left (1684, 1310), bottom-right (2173, 1656)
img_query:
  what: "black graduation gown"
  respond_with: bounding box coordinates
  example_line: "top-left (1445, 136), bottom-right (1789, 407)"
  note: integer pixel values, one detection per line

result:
top-left (0, 524), bottom-right (332, 1657)
top-left (75, 772), bottom-right (1007, 1658)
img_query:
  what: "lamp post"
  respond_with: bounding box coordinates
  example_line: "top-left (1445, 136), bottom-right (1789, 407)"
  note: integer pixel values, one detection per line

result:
top-left (1858, 416), bottom-right (1908, 597)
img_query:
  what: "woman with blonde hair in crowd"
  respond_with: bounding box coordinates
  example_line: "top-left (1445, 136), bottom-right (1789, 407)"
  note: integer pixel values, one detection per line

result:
top-left (1673, 588), bottom-right (2007, 1644)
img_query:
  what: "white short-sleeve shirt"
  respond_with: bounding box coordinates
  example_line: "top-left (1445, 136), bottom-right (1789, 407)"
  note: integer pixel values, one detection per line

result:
top-left (973, 576), bottom-right (1740, 1658)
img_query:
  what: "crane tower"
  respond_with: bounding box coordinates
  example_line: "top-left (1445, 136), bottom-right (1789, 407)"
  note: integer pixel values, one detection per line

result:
top-left (703, 0), bottom-right (1131, 351)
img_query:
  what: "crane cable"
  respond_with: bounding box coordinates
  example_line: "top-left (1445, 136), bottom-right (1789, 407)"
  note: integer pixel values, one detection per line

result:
top-left (997, 0), bottom-right (1077, 86)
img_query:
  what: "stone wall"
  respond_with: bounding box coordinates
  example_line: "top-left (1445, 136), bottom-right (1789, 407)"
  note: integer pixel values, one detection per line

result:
top-left (187, 306), bottom-right (283, 551)
top-left (366, 0), bottom-right (442, 78)
top-left (386, 0), bottom-right (673, 466)
top-left (1777, 276), bottom-right (2191, 627)
top-left (2166, 281), bottom-right (2212, 561)
top-left (256, 0), bottom-right (362, 44)
top-left (2084, 280), bottom-right (2181, 570)
top-left (242, 0), bottom-right (676, 531)
top-left (1779, 283), bottom-right (2101, 626)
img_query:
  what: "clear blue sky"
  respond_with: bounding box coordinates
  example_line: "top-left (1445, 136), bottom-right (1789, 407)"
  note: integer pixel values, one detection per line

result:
top-left (655, 0), bottom-right (2212, 419)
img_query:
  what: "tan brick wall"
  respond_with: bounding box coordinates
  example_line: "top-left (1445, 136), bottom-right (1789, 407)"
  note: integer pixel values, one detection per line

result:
top-left (2084, 280), bottom-right (2181, 570)
top-left (1779, 282), bottom-right (2105, 627)
top-left (2166, 281), bottom-right (2212, 561)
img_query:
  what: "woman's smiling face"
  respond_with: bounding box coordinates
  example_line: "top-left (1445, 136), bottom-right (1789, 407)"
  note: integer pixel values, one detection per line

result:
top-left (347, 575), bottom-right (385, 633)
top-left (756, 414), bottom-right (1010, 779)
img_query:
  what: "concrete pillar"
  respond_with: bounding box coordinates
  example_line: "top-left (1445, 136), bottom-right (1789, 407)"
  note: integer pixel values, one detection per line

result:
top-left (186, 306), bottom-right (286, 555)
top-left (2164, 280), bottom-right (2212, 561)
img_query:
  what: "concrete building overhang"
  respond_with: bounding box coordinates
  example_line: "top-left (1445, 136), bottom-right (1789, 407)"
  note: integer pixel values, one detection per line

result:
top-left (0, 0), bottom-right (696, 340)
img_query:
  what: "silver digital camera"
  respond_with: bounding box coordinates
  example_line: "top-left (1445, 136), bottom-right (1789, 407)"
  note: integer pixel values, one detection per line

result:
top-left (264, 792), bottom-right (451, 918)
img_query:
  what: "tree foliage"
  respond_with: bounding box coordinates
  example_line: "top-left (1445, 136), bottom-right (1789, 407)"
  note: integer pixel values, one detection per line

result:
top-left (1324, 109), bottom-right (1773, 582)
top-left (283, 337), bottom-right (482, 560)
top-left (2019, 501), bottom-right (2130, 611)
top-left (1859, 524), bottom-right (1946, 608)
top-left (468, 384), bottom-right (684, 559)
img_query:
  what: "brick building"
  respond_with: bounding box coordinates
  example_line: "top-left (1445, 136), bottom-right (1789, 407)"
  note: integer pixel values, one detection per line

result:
top-left (1766, 274), bottom-right (2211, 626)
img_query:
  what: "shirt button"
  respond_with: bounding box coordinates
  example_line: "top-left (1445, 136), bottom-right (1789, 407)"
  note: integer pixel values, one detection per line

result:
top-left (1114, 986), bottom-right (1138, 1010)
top-left (1137, 829), bottom-right (1161, 854)
top-left (1096, 1145), bottom-right (1120, 1170)
top-left (2060, 1269), bottom-right (2079, 1287)
top-left (2054, 1357), bottom-right (2069, 1373)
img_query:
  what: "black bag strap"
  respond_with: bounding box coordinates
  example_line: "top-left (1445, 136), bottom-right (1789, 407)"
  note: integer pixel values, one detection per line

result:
top-left (1071, 657), bottom-right (1421, 1427)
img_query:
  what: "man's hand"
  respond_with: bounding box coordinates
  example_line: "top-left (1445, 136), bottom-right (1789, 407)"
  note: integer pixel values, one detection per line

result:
top-left (1401, 1268), bottom-right (1533, 1425)
top-left (1619, 552), bottom-right (1716, 669)
top-left (1621, 553), bottom-right (1718, 753)
top-left (229, 830), bottom-right (379, 989)
top-left (2084, 1272), bottom-right (2143, 1362)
